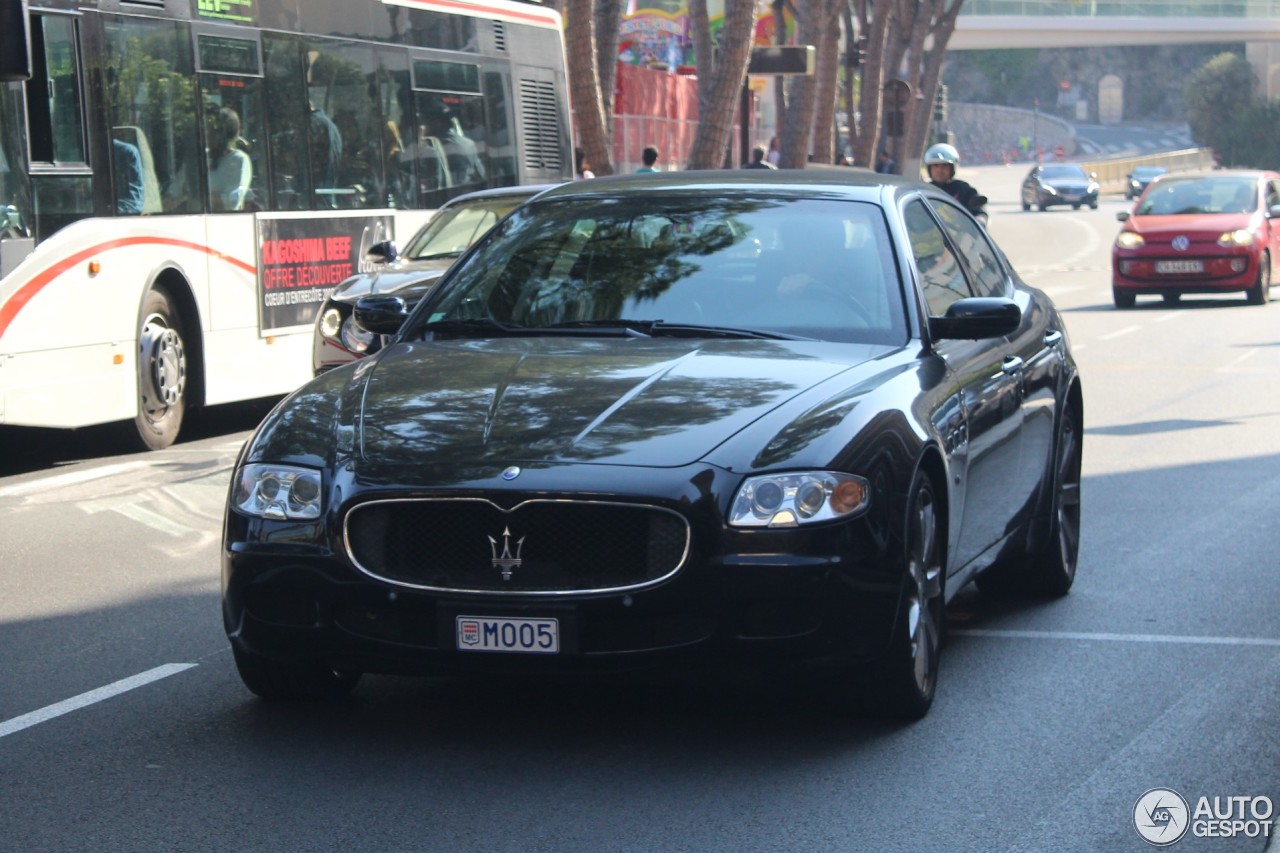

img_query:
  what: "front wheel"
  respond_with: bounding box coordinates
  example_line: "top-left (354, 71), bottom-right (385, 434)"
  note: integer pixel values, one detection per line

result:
top-left (1246, 253), bottom-right (1270, 305)
top-left (842, 472), bottom-right (944, 721)
top-left (1113, 286), bottom-right (1136, 309)
top-left (132, 289), bottom-right (188, 450)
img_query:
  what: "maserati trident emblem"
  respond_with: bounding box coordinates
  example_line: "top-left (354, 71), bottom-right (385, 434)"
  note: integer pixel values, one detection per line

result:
top-left (488, 526), bottom-right (525, 581)
top-left (1171, 235), bottom-right (1190, 251)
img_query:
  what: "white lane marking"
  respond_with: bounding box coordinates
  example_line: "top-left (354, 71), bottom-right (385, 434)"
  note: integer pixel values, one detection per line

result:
top-left (1217, 349), bottom-right (1259, 371)
top-left (1154, 311), bottom-right (1185, 323)
top-left (0, 462), bottom-right (150, 499)
top-left (0, 664), bottom-right (197, 739)
top-left (81, 497), bottom-right (196, 537)
top-left (953, 628), bottom-right (1280, 648)
top-left (1099, 324), bottom-right (1142, 341)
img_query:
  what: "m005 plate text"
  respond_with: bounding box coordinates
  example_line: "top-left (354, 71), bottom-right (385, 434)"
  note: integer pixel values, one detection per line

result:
top-left (456, 616), bottom-right (559, 653)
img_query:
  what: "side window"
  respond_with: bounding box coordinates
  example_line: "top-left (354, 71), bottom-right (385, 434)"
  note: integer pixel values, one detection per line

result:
top-left (931, 199), bottom-right (1008, 298)
top-left (262, 34), bottom-right (309, 210)
top-left (303, 40), bottom-right (381, 210)
top-left (1266, 181), bottom-right (1280, 212)
top-left (196, 31), bottom-right (268, 213)
top-left (904, 199), bottom-right (971, 316)
top-left (104, 16), bottom-right (201, 214)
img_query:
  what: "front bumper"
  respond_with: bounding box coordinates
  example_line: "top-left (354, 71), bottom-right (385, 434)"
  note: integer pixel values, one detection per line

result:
top-left (1113, 251), bottom-right (1257, 294)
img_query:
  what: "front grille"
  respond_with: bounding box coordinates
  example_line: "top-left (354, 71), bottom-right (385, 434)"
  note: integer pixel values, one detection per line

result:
top-left (345, 498), bottom-right (690, 595)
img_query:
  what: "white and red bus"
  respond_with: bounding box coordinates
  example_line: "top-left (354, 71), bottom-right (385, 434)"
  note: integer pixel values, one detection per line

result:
top-left (0, 0), bottom-right (572, 448)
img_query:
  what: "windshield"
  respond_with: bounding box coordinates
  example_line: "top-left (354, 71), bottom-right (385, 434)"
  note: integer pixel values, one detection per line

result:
top-left (1133, 167), bottom-right (1166, 179)
top-left (406, 194), bottom-right (908, 345)
top-left (402, 194), bottom-right (533, 260)
top-left (1136, 177), bottom-right (1256, 215)
top-left (1041, 165), bottom-right (1086, 181)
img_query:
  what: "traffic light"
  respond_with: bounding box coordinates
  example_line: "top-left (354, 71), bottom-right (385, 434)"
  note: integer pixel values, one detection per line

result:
top-left (933, 84), bottom-right (948, 125)
top-left (850, 35), bottom-right (868, 68)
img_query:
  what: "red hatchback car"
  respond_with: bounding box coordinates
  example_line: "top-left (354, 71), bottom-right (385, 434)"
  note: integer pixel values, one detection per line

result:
top-left (1112, 170), bottom-right (1280, 308)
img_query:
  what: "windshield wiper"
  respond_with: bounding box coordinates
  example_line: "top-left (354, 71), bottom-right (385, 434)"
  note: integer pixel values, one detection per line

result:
top-left (646, 321), bottom-right (816, 341)
top-left (420, 317), bottom-right (529, 337)
top-left (541, 319), bottom-right (653, 337)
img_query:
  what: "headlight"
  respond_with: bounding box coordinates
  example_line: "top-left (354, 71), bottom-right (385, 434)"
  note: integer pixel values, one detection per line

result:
top-left (318, 307), bottom-right (344, 340)
top-left (1218, 229), bottom-right (1255, 247)
top-left (234, 464), bottom-right (323, 520)
top-left (729, 471), bottom-right (870, 528)
top-left (340, 316), bottom-right (376, 353)
top-left (1041, 183), bottom-right (1057, 194)
top-left (1115, 232), bottom-right (1145, 250)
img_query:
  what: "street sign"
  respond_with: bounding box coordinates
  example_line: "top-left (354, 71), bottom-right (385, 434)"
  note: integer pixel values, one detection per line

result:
top-left (747, 46), bottom-right (816, 76)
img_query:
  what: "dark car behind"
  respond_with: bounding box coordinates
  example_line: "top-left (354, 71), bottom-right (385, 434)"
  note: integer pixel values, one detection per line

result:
top-left (312, 183), bottom-right (559, 375)
top-left (1022, 163), bottom-right (1100, 211)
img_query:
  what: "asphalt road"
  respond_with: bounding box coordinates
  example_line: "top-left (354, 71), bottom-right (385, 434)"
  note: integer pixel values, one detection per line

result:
top-left (1, 168), bottom-right (1278, 851)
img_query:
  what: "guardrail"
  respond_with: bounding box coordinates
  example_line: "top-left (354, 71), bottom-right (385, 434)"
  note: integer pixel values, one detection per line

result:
top-left (1080, 147), bottom-right (1217, 194)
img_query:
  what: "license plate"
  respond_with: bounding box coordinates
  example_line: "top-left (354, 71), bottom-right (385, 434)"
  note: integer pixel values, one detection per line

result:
top-left (1155, 260), bottom-right (1204, 274)
top-left (456, 616), bottom-right (559, 653)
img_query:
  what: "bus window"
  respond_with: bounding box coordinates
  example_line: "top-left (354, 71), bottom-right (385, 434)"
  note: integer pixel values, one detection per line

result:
top-left (103, 16), bottom-right (201, 215)
top-left (200, 77), bottom-right (266, 212)
top-left (303, 40), bottom-right (381, 210)
top-left (374, 47), bottom-right (413, 210)
top-left (483, 69), bottom-right (516, 185)
top-left (262, 33), bottom-right (310, 211)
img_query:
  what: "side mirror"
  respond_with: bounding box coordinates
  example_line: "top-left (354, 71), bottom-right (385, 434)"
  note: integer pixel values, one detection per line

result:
top-left (928, 297), bottom-right (1021, 341)
top-left (353, 295), bottom-right (409, 336)
top-left (365, 240), bottom-right (398, 264)
top-left (1269, 204), bottom-right (1280, 219)
top-left (1117, 211), bottom-right (1130, 222)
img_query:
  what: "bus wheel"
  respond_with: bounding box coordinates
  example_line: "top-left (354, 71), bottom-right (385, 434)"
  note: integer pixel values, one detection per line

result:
top-left (133, 288), bottom-right (187, 450)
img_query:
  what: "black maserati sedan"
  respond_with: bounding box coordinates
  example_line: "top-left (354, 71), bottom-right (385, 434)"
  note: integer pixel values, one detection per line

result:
top-left (312, 183), bottom-right (559, 375)
top-left (224, 171), bottom-right (1083, 720)
top-left (1021, 163), bottom-right (1100, 211)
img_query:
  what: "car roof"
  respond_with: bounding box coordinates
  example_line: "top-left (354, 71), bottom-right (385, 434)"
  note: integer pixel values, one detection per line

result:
top-left (531, 168), bottom-right (929, 205)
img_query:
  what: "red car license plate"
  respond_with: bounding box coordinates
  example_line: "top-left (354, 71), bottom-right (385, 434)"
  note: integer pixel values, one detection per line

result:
top-left (1155, 260), bottom-right (1204, 274)
top-left (456, 616), bottom-right (559, 653)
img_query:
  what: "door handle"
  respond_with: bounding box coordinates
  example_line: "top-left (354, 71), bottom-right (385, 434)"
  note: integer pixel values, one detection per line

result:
top-left (1001, 355), bottom-right (1024, 376)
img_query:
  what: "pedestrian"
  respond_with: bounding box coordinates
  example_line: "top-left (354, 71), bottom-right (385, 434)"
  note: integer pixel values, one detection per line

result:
top-left (766, 136), bottom-right (781, 166)
top-left (635, 145), bottom-right (661, 173)
top-left (575, 147), bottom-right (595, 179)
top-left (875, 148), bottom-right (897, 174)
top-left (742, 144), bottom-right (777, 170)
top-left (924, 143), bottom-right (988, 222)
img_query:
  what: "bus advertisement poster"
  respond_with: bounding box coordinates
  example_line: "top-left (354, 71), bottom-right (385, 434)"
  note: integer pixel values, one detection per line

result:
top-left (256, 213), bottom-right (395, 334)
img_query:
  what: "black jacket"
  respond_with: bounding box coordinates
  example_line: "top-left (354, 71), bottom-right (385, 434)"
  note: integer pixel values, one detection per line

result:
top-left (932, 179), bottom-right (987, 217)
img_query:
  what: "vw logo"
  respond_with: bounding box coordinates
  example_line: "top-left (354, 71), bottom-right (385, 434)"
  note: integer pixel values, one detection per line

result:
top-left (1171, 236), bottom-right (1190, 251)
top-left (501, 466), bottom-right (521, 480)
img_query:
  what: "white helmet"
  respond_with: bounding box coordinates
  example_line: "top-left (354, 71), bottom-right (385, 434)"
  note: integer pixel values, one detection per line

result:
top-left (924, 143), bottom-right (960, 167)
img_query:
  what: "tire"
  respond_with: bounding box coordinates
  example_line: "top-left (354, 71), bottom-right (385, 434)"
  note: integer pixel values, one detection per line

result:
top-left (232, 645), bottom-right (361, 700)
top-left (1022, 198), bottom-right (1031, 212)
top-left (1246, 253), bottom-right (1270, 305)
top-left (132, 289), bottom-right (188, 450)
top-left (1162, 292), bottom-right (1181, 305)
top-left (1037, 199), bottom-right (1048, 212)
top-left (977, 398), bottom-right (1081, 598)
top-left (1089, 199), bottom-right (1098, 210)
top-left (1072, 203), bottom-right (1081, 210)
top-left (849, 471), bottom-right (944, 721)
top-left (1113, 286), bottom-right (1136, 309)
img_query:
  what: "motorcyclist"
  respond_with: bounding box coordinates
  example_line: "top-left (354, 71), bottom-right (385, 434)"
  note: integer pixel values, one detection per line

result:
top-left (924, 143), bottom-right (988, 224)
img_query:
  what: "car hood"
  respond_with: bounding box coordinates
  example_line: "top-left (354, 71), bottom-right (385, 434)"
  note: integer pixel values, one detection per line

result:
top-left (334, 338), bottom-right (898, 470)
top-left (1040, 177), bottom-right (1094, 190)
top-left (1126, 213), bottom-right (1255, 240)
top-left (330, 260), bottom-right (454, 305)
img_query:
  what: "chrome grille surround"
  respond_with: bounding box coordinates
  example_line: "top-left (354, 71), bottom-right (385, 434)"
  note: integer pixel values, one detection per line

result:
top-left (343, 497), bottom-right (691, 596)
